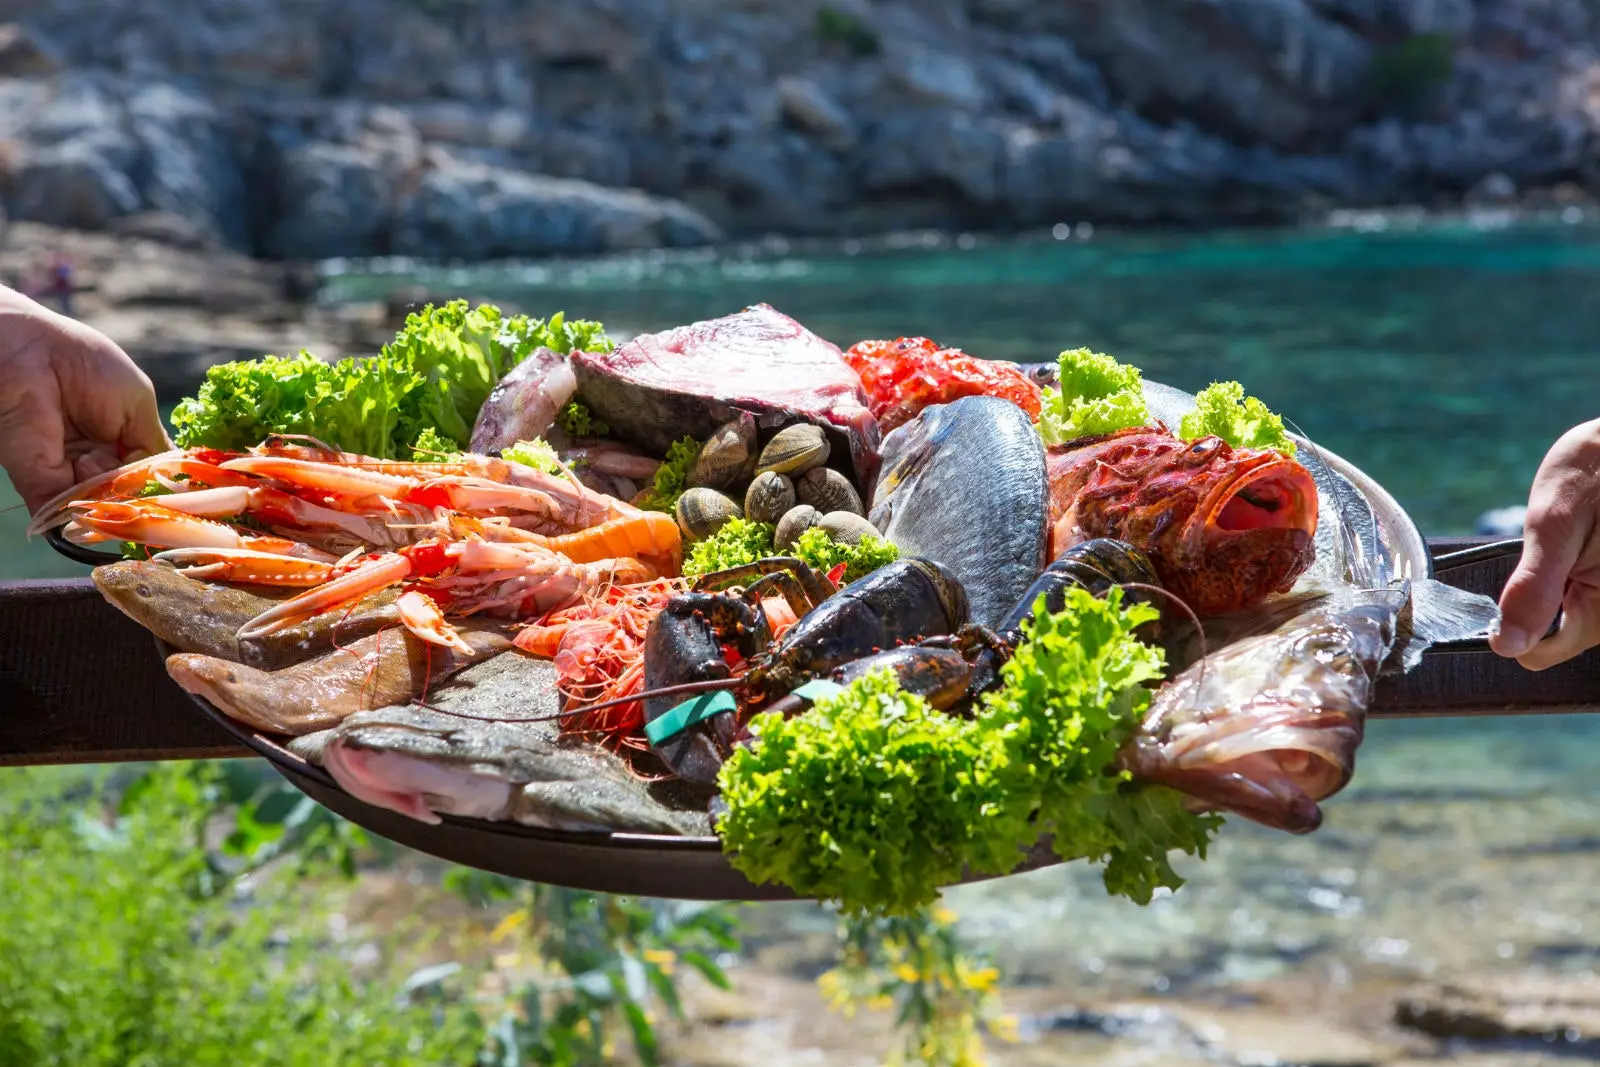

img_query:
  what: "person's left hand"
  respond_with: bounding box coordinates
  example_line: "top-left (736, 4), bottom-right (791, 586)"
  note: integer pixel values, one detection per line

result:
top-left (0, 285), bottom-right (170, 515)
top-left (1491, 417), bottom-right (1600, 670)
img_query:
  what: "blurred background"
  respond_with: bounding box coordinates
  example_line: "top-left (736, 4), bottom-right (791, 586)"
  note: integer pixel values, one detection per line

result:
top-left (2, 2), bottom-right (1599, 1065)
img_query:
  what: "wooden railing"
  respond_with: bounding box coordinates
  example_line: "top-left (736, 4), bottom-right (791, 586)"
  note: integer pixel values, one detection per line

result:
top-left (2, 536), bottom-right (1595, 768)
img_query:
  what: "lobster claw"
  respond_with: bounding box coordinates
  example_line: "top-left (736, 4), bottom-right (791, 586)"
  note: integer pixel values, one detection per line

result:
top-left (640, 592), bottom-right (769, 787)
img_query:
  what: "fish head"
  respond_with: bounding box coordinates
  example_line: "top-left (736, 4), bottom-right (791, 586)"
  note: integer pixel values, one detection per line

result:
top-left (1125, 695), bottom-right (1362, 835)
top-left (1174, 438), bottom-right (1319, 616)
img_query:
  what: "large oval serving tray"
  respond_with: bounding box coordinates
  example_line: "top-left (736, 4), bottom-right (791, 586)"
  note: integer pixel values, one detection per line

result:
top-left (159, 631), bottom-right (1063, 900)
top-left (62, 378), bottom-right (1435, 900)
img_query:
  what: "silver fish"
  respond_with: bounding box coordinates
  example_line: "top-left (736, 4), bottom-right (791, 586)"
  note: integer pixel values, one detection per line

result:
top-left (321, 653), bottom-right (708, 836)
top-left (867, 395), bottom-right (1049, 629)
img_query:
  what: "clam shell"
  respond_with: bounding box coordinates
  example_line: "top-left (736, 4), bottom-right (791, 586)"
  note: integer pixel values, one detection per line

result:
top-left (796, 467), bottom-right (863, 516)
top-left (675, 487), bottom-right (743, 541)
top-left (688, 416), bottom-right (757, 490)
top-left (756, 424), bottom-right (830, 477)
top-left (744, 472), bottom-right (796, 526)
top-left (774, 504), bottom-right (822, 551)
top-left (819, 511), bottom-right (881, 546)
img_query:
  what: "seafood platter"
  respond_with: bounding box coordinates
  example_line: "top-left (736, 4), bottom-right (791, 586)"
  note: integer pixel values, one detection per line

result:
top-left (33, 302), bottom-right (1502, 913)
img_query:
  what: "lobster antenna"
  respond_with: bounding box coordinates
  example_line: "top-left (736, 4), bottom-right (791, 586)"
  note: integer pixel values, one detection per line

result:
top-left (412, 675), bottom-right (744, 726)
top-left (1113, 580), bottom-right (1208, 703)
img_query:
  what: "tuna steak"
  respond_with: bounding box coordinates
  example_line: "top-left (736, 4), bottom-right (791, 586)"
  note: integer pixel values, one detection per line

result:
top-left (570, 304), bottom-right (882, 496)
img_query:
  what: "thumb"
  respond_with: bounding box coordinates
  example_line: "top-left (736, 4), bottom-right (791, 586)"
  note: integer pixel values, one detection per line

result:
top-left (1492, 505), bottom-right (1587, 658)
top-left (0, 381), bottom-right (73, 516)
top-left (1515, 585), bottom-right (1600, 671)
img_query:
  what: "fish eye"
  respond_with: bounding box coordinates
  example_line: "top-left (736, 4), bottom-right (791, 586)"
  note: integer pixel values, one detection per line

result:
top-left (1188, 438), bottom-right (1220, 456)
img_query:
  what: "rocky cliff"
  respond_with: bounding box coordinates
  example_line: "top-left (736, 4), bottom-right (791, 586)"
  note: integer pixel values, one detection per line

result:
top-left (2, 0), bottom-right (1599, 262)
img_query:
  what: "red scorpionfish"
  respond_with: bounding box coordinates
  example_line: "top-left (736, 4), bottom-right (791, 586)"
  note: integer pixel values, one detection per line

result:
top-left (1046, 426), bottom-right (1319, 617)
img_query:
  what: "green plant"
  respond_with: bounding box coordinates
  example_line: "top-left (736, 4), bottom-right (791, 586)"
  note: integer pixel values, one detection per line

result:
top-left (1369, 33), bottom-right (1455, 108)
top-left (819, 904), bottom-right (1017, 1067)
top-left (444, 871), bottom-right (740, 1066)
top-left (0, 763), bottom-right (486, 1067)
top-left (816, 6), bottom-right (880, 56)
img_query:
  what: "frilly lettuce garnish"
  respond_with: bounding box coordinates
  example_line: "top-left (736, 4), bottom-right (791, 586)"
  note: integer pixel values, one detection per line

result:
top-left (680, 518), bottom-right (900, 584)
top-left (500, 438), bottom-right (562, 474)
top-left (716, 586), bottom-right (1222, 917)
top-left (682, 518), bottom-right (777, 578)
top-left (790, 526), bottom-right (900, 584)
top-left (635, 435), bottom-right (702, 514)
top-left (170, 302), bottom-right (611, 459)
top-left (1037, 348), bottom-right (1152, 445)
top-left (1177, 381), bottom-right (1297, 456)
top-left (556, 399), bottom-right (609, 438)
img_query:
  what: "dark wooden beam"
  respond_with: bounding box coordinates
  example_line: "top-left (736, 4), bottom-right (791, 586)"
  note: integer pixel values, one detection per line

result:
top-left (1, 537), bottom-right (1595, 768)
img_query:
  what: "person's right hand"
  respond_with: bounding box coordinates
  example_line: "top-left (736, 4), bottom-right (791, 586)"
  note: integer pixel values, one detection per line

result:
top-left (1491, 417), bottom-right (1600, 670)
top-left (0, 285), bottom-right (169, 516)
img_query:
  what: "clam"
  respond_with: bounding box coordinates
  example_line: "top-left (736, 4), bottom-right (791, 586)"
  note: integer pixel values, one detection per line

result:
top-left (744, 472), bottom-right (796, 526)
top-left (688, 415), bottom-right (757, 490)
top-left (755, 424), bottom-right (830, 477)
top-left (675, 487), bottom-right (743, 541)
top-left (796, 467), bottom-right (863, 516)
top-left (819, 511), bottom-right (881, 546)
top-left (774, 504), bottom-right (822, 551)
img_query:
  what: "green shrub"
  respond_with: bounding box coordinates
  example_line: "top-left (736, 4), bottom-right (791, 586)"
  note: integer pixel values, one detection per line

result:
top-left (0, 764), bottom-right (486, 1067)
top-left (1370, 33), bottom-right (1455, 107)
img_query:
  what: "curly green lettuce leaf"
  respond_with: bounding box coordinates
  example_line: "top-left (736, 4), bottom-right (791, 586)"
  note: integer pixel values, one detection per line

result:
top-left (500, 438), bottom-right (561, 474)
top-left (717, 667), bottom-right (1005, 918)
top-left (716, 585), bottom-right (1224, 916)
top-left (791, 526), bottom-right (901, 584)
top-left (682, 518), bottom-right (776, 578)
top-left (1177, 381), bottom-right (1297, 456)
top-left (636, 435), bottom-right (702, 513)
top-left (556, 399), bottom-right (609, 438)
top-left (410, 426), bottom-right (462, 460)
top-left (170, 302), bottom-right (611, 459)
top-left (970, 586), bottom-right (1222, 901)
top-left (1037, 349), bottom-right (1152, 445)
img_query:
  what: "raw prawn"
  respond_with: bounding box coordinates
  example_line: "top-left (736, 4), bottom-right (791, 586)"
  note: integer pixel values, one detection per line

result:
top-left (26, 447), bottom-right (254, 536)
top-left (236, 537), bottom-right (660, 653)
top-left (66, 500), bottom-right (339, 565)
top-left (512, 579), bottom-right (799, 745)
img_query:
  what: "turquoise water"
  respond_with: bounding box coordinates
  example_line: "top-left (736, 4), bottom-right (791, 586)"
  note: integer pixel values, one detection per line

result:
top-left (5, 220), bottom-right (1600, 1015)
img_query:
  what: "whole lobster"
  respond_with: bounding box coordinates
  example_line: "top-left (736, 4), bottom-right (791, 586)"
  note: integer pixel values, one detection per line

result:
top-left (625, 538), bottom-right (1164, 786)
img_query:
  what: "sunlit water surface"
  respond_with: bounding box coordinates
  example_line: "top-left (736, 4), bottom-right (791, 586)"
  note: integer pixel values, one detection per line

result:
top-left (5, 219), bottom-right (1599, 1010)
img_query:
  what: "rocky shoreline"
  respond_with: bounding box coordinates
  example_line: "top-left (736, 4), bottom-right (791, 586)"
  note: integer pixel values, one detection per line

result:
top-left (5, 1), bottom-right (1600, 264)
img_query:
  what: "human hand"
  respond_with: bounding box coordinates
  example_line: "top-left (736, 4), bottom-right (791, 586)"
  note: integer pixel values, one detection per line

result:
top-left (1491, 417), bottom-right (1600, 670)
top-left (0, 284), bottom-right (169, 515)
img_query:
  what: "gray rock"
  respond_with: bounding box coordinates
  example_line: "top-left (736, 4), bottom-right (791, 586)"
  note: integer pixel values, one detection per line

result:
top-left (1475, 505), bottom-right (1527, 537)
top-left (391, 153), bottom-right (722, 259)
top-left (855, 109), bottom-right (1006, 206)
top-left (884, 43), bottom-right (988, 110)
top-left (261, 140), bottom-right (398, 259)
top-left (1047, 0), bottom-right (1375, 150)
top-left (125, 81), bottom-right (248, 248)
top-left (777, 76), bottom-right (855, 148)
top-left (7, 138), bottom-right (140, 229)
top-left (0, 22), bottom-right (61, 77)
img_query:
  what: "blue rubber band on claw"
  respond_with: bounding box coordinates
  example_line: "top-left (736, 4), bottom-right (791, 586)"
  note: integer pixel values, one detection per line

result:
top-left (791, 679), bottom-right (845, 702)
top-left (645, 690), bottom-right (738, 746)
